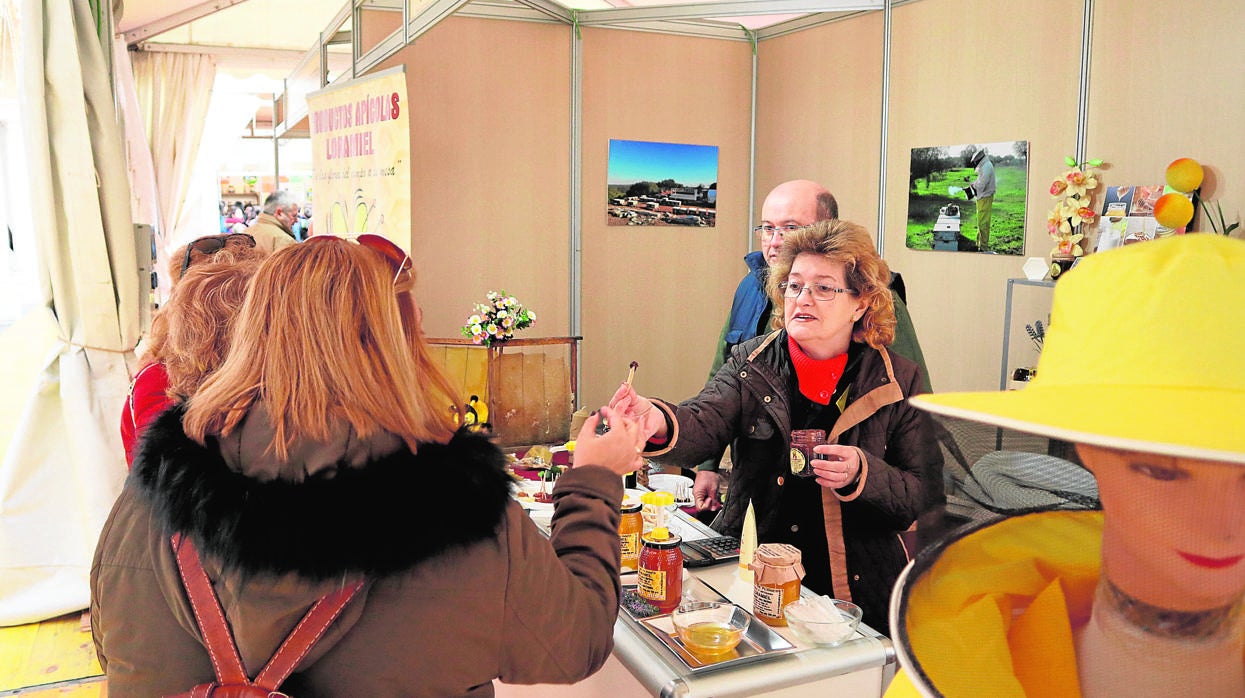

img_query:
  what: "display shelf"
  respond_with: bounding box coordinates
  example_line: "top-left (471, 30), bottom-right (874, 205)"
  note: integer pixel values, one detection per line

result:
top-left (999, 278), bottom-right (1055, 390)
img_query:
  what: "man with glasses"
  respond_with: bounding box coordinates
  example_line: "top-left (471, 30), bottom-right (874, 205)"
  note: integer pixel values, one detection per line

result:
top-left (248, 190), bottom-right (302, 254)
top-left (693, 179), bottom-right (931, 514)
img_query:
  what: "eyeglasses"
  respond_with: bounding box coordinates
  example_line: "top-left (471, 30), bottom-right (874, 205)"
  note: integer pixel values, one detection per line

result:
top-left (779, 281), bottom-right (858, 302)
top-left (753, 224), bottom-right (806, 241)
top-left (306, 233), bottom-right (412, 286)
top-left (180, 233), bottom-right (257, 275)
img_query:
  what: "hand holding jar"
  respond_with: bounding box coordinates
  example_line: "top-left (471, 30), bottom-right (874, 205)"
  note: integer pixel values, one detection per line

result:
top-left (809, 444), bottom-right (861, 490)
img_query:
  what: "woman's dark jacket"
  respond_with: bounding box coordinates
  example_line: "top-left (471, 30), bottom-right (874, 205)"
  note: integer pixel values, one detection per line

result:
top-left (91, 407), bottom-right (623, 697)
top-left (649, 330), bottom-right (942, 633)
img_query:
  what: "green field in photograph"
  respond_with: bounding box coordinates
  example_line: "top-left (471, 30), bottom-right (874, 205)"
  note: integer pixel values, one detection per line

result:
top-left (906, 164), bottom-right (1028, 255)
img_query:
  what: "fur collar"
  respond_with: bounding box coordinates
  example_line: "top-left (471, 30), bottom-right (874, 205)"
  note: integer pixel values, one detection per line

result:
top-left (133, 407), bottom-right (514, 579)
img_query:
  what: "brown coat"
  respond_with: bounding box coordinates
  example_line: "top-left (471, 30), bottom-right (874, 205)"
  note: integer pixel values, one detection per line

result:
top-left (647, 331), bottom-right (942, 633)
top-left (91, 408), bottom-right (623, 697)
top-left (247, 212), bottom-right (297, 254)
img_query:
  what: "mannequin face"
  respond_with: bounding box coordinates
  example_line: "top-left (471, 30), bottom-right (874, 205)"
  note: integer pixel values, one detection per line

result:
top-left (1081, 444), bottom-right (1245, 611)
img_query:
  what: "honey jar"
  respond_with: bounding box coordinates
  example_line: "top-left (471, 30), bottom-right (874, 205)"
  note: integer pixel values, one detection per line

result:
top-left (619, 501), bottom-right (642, 572)
top-left (750, 543), bottom-right (805, 626)
top-left (638, 532), bottom-right (683, 613)
top-left (789, 429), bottom-right (826, 479)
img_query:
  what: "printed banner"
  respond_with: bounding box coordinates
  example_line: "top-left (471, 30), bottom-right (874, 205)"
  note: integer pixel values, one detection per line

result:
top-left (307, 66), bottom-right (410, 248)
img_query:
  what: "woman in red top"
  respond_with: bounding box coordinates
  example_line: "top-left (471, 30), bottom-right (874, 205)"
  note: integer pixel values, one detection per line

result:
top-left (121, 235), bottom-right (266, 465)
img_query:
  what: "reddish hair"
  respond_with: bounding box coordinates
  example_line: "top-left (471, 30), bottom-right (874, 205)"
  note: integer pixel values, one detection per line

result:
top-left (184, 238), bottom-right (460, 459)
top-left (766, 220), bottom-right (897, 348)
top-left (141, 245), bottom-right (267, 400)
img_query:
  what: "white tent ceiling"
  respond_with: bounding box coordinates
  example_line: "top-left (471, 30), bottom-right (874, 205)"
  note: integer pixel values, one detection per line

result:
top-left (118, 1), bottom-right (880, 56)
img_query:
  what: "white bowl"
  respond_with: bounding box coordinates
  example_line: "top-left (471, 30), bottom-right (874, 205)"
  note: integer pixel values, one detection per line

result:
top-left (648, 473), bottom-right (694, 505)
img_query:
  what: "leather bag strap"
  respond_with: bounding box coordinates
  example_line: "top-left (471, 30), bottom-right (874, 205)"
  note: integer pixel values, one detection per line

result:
top-left (253, 578), bottom-right (364, 688)
top-left (172, 533), bottom-right (249, 686)
top-left (170, 534), bottom-right (366, 691)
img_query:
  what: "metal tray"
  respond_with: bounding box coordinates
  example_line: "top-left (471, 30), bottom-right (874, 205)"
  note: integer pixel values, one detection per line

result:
top-left (620, 577), bottom-right (796, 673)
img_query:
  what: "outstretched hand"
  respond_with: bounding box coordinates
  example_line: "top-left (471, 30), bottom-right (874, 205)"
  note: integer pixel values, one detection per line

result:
top-left (570, 406), bottom-right (645, 476)
top-left (608, 382), bottom-right (666, 442)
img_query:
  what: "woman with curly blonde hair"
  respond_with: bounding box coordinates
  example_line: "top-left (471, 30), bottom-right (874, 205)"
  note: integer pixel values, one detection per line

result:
top-left (93, 235), bottom-right (647, 696)
top-left (120, 235), bottom-right (266, 466)
top-left (611, 219), bottom-right (941, 635)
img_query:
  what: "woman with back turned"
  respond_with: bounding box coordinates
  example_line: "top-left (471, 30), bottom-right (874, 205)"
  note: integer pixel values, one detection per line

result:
top-left (93, 235), bottom-right (646, 696)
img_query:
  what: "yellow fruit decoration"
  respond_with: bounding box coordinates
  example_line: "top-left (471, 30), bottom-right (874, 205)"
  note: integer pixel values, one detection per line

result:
top-left (1153, 192), bottom-right (1194, 229)
top-left (1165, 157), bottom-right (1204, 193)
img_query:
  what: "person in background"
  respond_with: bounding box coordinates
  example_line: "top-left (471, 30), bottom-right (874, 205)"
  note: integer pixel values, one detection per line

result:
top-left (121, 234), bottom-right (265, 466)
top-left (612, 220), bottom-right (942, 635)
top-left (248, 190), bottom-right (301, 253)
top-left (290, 204), bottom-right (312, 241)
top-left (697, 179), bottom-right (932, 515)
top-left (888, 234), bottom-right (1245, 698)
top-left (964, 148), bottom-right (997, 252)
top-left (93, 235), bottom-right (646, 696)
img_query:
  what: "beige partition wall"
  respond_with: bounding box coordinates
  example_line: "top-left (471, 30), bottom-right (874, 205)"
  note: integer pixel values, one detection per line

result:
top-left (880, 0), bottom-right (1084, 392)
top-left (1087, 0), bottom-right (1245, 216)
top-left (755, 14), bottom-right (884, 229)
top-left (579, 28), bottom-right (753, 408)
top-left (372, 17), bottom-right (573, 347)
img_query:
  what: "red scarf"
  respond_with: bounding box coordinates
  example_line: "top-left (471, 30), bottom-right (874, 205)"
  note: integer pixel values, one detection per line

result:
top-left (788, 335), bottom-right (848, 405)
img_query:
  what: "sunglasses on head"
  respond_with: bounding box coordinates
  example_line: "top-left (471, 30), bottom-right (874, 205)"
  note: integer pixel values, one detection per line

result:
top-left (305, 234), bottom-right (413, 286)
top-left (180, 233), bottom-right (257, 275)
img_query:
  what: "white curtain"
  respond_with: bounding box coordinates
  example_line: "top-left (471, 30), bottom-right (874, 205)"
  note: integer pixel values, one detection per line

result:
top-left (178, 77), bottom-right (263, 246)
top-left (130, 50), bottom-right (215, 296)
top-left (0, 0), bottom-right (136, 625)
top-left (112, 41), bottom-right (160, 287)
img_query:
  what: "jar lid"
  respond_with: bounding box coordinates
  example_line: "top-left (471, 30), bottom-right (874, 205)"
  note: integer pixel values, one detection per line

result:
top-left (621, 501), bottom-right (642, 513)
top-left (641, 532), bottom-right (682, 548)
top-left (755, 543), bottom-right (802, 565)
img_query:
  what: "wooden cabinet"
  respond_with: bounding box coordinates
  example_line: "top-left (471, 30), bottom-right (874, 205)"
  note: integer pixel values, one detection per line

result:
top-left (427, 337), bottom-right (580, 447)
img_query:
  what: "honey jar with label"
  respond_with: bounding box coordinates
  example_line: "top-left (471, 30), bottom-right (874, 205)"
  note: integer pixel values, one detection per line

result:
top-left (619, 501), bottom-right (642, 572)
top-left (789, 429), bottom-right (826, 479)
top-left (749, 543), bottom-right (805, 626)
top-left (638, 532), bottom-right (683, 613)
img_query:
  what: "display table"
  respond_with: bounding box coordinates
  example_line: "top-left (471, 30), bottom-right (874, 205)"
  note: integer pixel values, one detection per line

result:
top-left (496, 496), bottom-right (896, 697)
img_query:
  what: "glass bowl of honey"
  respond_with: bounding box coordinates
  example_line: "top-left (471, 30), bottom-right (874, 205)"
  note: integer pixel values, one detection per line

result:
top-left (670, 601), bottom-right (750, 659)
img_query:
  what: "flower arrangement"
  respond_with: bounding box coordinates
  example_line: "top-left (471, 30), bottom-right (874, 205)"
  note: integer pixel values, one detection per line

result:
top-left (1047, 156), bottom-right (1104, 259)
top-left (461, 290), bottom-right (536, 347)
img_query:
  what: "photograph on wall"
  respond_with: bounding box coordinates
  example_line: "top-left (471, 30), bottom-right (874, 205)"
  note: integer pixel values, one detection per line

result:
top-left (905, 140), bottom-right (1029, 255)
top-left (606, 139), bottom-right (717, 227)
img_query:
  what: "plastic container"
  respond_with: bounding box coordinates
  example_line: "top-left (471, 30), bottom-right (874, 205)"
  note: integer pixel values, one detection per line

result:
top-left (640, 490), bottom-right (676, 534)
top-left (789, 429), bottom-right (825, 479)
top-left (749, 543), bottom-right (805, 627)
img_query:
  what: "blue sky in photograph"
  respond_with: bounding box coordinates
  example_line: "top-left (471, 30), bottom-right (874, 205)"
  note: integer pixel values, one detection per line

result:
top-left (607, 139), bottom-right (719, 186)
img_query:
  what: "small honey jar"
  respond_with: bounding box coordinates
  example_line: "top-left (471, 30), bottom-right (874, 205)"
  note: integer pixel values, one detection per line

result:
top-left (638, 532), bottom-right (683, 613)
top-left (750, 543), bottom-right (805, 626)
top-left (789, 429), bottom-right (826, 479)
top-left (619, 500), bottom-right (642, 572)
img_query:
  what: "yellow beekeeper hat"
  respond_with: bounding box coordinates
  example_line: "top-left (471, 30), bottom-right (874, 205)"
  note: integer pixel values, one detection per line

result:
top-left (911, 234), bottom-right (1245, 465)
